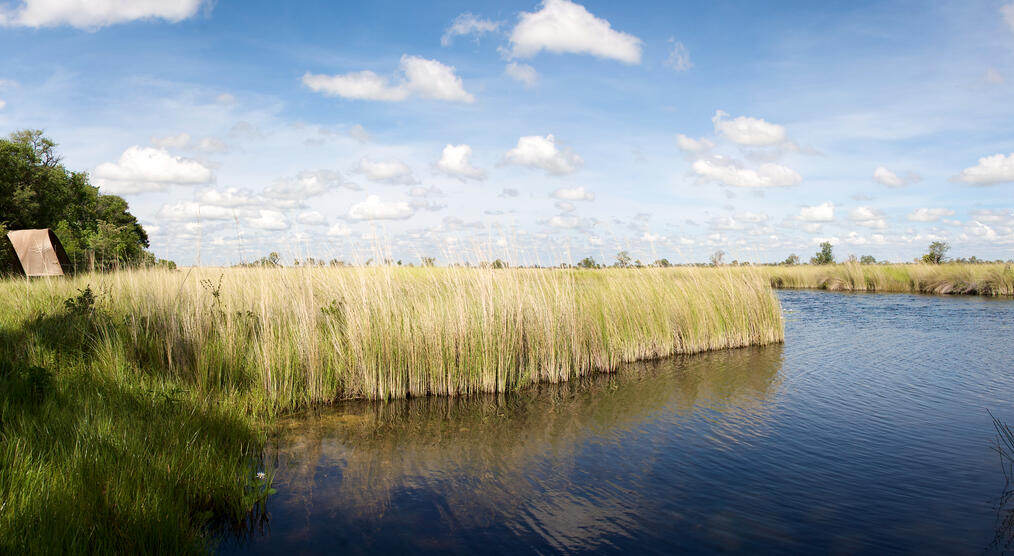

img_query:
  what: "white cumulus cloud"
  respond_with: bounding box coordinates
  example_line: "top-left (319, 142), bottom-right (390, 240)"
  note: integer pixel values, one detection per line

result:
top-left (508, 0), bottom-right (642, 64)
top-left (551, 186), bottom-right (594, 201)
top-left (93, 146), bottom-right (212, 194)
top-left (348, 195), bottom-right (414, 220)
top-left (356, 157), bottom-right (417, 185)
top-left (265, 170), bottom-right (353, 200)
top-left (157, 201), bottom-right (234, 222)
top-left (850, 206), bottom-right (887, 230)
top-left (712, 110), bottom-right (787, 146)
top-left (798, 202), bottom-right (835, 222)
top-left (908, 208), bottom-right (955, 222)
top-left (0, 0), bottom-right (204, 28)
top-left (302, 55), bottom-right (474, 103)
top-left (296, 211), bottom-right (327, 226)
top-left (1003, 3), bottom-right (1014, 34)
top-left (692, 157), bottom-right (801, 188)
top-left (248, 210), bottom-right (289, 231)
top-left (676, 134), bottom-right (714, 154)
top-left (327, 222), bottom-right (352, 237)
top-left (954, 153), bottom-right (1014, 185)
top-left (872, 166), bottom-right (907, 187)
top-left (436, 144), bottom-right (485, 181)
top-left (505, 62), bottom-right (538, 88)
top-left (441, 12), bottom-right (500, 46)
top-left (549, 215), bottom-right (579, 228)
top-left (504, 134), bottom-right (582, 175)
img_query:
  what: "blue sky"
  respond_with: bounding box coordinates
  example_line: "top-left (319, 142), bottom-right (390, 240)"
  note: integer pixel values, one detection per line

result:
top-left (1, 0), bottom-right (1013, 266)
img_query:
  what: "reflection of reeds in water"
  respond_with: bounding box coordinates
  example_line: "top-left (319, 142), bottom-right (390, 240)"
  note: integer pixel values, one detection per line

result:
top-left (990, 411), bottom-right (1014, 552)
top-left (262, 345), bottom-right (783, 550)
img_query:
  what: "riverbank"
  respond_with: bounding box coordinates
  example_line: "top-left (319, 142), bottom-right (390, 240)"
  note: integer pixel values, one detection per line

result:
top-left (0, 266), bottom-right (782, 553)
top-left (761, 262), bottom-right (1014, 296)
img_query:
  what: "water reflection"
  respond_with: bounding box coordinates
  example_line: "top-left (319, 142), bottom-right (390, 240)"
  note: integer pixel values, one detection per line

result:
top-left (248, 345), bottom-right (783, 553)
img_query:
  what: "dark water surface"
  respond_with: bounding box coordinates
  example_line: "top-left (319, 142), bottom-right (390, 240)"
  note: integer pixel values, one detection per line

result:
top-left (221, 291), bottom-right (1014, 554)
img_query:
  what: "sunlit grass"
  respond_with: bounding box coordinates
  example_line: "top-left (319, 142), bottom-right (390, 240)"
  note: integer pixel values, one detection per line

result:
top-left (0, 265), bottom-right (782, 553)
top-left (760, 262), bottom-right (1014, 296)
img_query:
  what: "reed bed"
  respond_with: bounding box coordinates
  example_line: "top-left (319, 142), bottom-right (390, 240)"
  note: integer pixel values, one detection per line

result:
top-left (0, 265), bottom-right (782, 553)
top-left (761, 262), bottom-right (1014, 296)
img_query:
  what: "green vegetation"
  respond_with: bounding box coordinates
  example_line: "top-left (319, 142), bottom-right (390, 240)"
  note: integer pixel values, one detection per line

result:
top-left (762, 261), bottom-right (1014, 295)
top-left (811, 241), bottom-right (834, 265)
top-left (0, 130), bottom-right (163, 272)
top-left (922, 241), bottom-right (950, 264)
top-left (0, 266), bottom-right (783, 552)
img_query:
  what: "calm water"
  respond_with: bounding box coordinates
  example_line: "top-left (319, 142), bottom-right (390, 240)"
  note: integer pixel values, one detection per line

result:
top-left (222, 291), bottom-right (1014, 554)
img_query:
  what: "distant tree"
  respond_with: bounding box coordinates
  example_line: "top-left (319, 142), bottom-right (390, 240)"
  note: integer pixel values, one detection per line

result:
top-left (491, 259), bottom-right (508, 269)
top-left (577, 256), bottom-right (597, 269)
top-left (710, 250), bottom-right (725, 267)
top-left (614, 251), bottom-right (631, 268)
top-left (860, 255), bottom-right (876, 265)
top-left (922, 241), bottom-right (950, 264)
top-left (811, 242), bottom-right (834, 265)
top-left (783, 254), bottom-right (800, 266)
top-left (420, 256), bottom-right (436, 267)
top-left (653, 258), bottom-right (671, 268)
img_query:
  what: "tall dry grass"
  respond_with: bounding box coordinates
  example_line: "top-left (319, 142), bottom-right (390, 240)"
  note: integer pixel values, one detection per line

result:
top-left (761, 262), bottom-right (1014, 296)
top-left (1, 265), bottom-right (783, 408)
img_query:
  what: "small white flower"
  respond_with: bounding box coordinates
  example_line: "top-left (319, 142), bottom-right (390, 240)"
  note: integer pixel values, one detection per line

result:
top-left (256, 472), bottom-right (266, 480)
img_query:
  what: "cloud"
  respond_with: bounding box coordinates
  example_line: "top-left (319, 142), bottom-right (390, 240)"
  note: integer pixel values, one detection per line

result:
top-left (93, 146), bottom-right (212, 194)
top-left (505, 62), bottom-right (538, 88)
top-left (157, 201), bottom-right (234, 222)
top-left (265, 170), bottom-right (354, 200)
top-left (216, 93), bottom-right (235, 105)
top-left (327, 222), bottom-right (352, 237)
top-left (348, 124), bottom-right (371, 143)
top-left (356, 157), bottom-right (417, 185)
top-left (0, 99), bottom-right (6, 110)
top-left (152, 132), bottom-right (191, 149)
top-left (872, 166), bottom-right (904, 187)
top-left (296, 211), bottom-right (327, 226)
top-left (302, 55), bottom-right (474, 103)
top-left (692, 156), bottom-right (801, 188)
top-left (436, 144), bottom-right (485, 180)
top-left (551, 186), bottom-right (594, 201)
top-left (504, 134), bottom-right (582, 175)
top-left (712, 110), bottom-right (787, 146)
top-left (676, 134), bottom-right (714, 154)
top-left (549, 215), bottom-right (579, 228)
top-left (798, 202), bottom-right (834, 222)
top-left (850, 206), bottom-right (887, 229)
top-left (348, 195), bottom-right (414, 220)
top-left (954, 153), bottom-right (1014, 185)
top-left (499, 188), bottom-right (519, 198)
top-left (987, 68), bottom-right (1004, 85)
top-left (908, 208), bottom-right (954, 222)
top-left (248, 210), bottom-right (289, 231)
top-left (665, 39), bottom-right (691, 72)
top-left (196, 187), bottom-right (260, 208)
top-left (441, 12), bottom-right (500, 46)
top-left (0, 0), bottom-right (204, 29)
top-left (1003, 3), bottom-right (1014, 34)
top-left (508, 0), bottom-right (642, 64)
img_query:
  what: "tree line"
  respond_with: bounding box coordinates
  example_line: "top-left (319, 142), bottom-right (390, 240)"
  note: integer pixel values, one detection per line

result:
top-left (0, 130), bottom-right (169, 273)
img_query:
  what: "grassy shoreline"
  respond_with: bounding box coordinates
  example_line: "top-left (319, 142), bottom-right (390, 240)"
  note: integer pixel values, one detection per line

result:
top-left (0, 266), bottom-right (782, 553)
top-left (760, 262), bottom-right (1014, 296)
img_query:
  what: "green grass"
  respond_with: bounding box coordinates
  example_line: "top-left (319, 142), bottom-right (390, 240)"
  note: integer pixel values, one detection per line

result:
top-left (761, 262), bottom-right (1014, 296)
top-left (0, 266), bottom-right (783, 553)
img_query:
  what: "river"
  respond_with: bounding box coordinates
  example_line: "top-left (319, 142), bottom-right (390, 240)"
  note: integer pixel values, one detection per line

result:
top-left (221, 290), bottom-right (1014, 554)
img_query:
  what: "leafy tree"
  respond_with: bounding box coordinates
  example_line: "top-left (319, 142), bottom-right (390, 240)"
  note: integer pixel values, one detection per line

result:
top-left (614, 251), bottom-right (631, 268)
top-left (577, 256), bottom-right (597, 269)
top-left (710, 250), bottom-right (725, 267)
top-left (922, 241), bottom-right (950, 264)
top-left (420, 256), bottom-right (436, 267)
top-left (783, 254), bottom-right (800, 265)
top-left (860, 255), bottom-right (876, 265)
top-left (811, 242), bottom-right (834, 265)
top-left (0, 129), bottom-right (154, 271)
top-left (653, 258), bottom-right (671, 267)
top-left (491, 259), bottom-right (508, 269)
